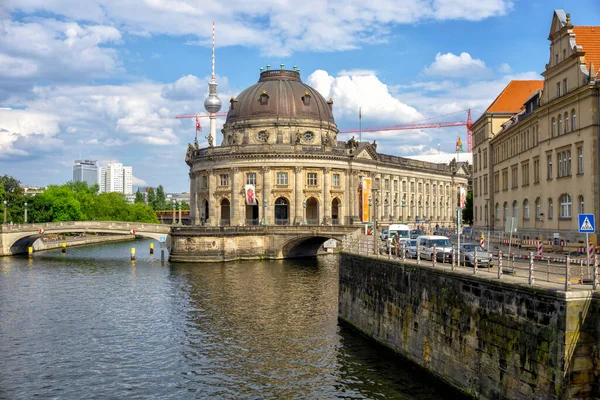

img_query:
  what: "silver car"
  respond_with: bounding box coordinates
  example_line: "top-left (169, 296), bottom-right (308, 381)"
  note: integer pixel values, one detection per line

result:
top-left (459, 243), bottom-right (493, 267)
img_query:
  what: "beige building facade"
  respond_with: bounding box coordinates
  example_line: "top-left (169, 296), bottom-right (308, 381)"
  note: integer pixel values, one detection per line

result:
top-left (185, 69), bottom-right (469, 228)
top-left (472, 10), bottom-right (600, 241)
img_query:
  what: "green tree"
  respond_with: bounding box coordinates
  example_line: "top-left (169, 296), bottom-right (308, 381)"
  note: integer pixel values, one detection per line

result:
top-left (462, 191), bottom-right (473, 225)
top-left (155, 185), bottom-right (167, 210)
top-left (147, 187), bottom-right (157, 210)
top-left (38, 185), bottom-right (85, 221)
top-left (0, 175), bottom-right (25, 223)
top-left (179, 200), bottom-right (190, 210)
top-left (134, 189), bottom-right (145, 204)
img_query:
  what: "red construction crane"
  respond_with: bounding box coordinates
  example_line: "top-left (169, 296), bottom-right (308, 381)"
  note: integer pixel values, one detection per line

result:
top-left (339, 109), bottom-right (474, 152)
top-left (176, 112), bottom-right (228, 132)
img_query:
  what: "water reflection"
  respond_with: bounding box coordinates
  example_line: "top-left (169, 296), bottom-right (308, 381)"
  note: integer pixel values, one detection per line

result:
top-left (0, 239), bottom-right (468, 399)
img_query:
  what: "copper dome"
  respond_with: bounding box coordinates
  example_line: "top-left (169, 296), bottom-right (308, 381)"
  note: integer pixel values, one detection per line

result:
top-left (225, 69), bottom-right (335, 124)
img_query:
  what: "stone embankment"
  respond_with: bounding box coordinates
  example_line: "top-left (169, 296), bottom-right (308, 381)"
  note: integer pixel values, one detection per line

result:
top-left (35, 234), bottom-right (135, 252)
top-left (339, 252), bottom-right (600, 399)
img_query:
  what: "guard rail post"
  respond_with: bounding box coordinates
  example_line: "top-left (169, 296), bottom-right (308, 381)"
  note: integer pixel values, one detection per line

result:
top-left (594, 255), bottom-right (598, 290)
top-left (529, 251), bottom-right (534, 285)
top-left (565, 256), bottom-right (571, 292)
top-left (498, 251), bottom-right (503, 279)
top-left (401, 241), bottom-right (406, 263)
top-left (433, 244), bottom-right (437, 267)
top-left (417, 245), bottom-right (421, 265)
top-left (473, 247), bottom-right (478, 274)
top-left (451, 245), bottom-right (456, 271)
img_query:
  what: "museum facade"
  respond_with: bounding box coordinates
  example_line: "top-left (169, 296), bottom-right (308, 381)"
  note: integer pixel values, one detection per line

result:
top-left (185, 68), bottom-right (469, 228)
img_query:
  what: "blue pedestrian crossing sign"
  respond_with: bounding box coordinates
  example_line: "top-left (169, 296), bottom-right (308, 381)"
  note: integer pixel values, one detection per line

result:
top-left (578, 214), bottom-right (595, 233)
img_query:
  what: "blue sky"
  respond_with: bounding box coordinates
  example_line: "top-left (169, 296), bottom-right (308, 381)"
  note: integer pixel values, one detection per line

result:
top-left (1, 0), bottom-right (599, 192)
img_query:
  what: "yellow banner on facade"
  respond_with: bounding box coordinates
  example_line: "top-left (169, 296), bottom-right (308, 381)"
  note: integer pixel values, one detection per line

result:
top-left (361, 177), bottom-right (371, 222)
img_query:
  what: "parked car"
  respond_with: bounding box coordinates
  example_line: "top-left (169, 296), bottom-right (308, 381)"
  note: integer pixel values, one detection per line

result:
top-left (416, 235), bottom-right (453, 262)
top-left (403, 239), bottom-right (418, 258)
top-left (462, 226), bottom-right (473, 239)
top-left (410, 229), bottom-right (425, 239)
top-left (380, 228), bottom-right (389, 241)
top-left (458, 243), bottom-right (493, 267)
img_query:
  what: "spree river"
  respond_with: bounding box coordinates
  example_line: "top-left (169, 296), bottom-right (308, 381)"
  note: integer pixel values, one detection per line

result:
top-left (0, 239), bottom-right (467, 399)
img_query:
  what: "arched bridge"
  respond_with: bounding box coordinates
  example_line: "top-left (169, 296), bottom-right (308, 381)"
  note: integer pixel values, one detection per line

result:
top-left (169, 225), bottom-right (361, 262)
top-left (0, 221), bottom-right (171, 256)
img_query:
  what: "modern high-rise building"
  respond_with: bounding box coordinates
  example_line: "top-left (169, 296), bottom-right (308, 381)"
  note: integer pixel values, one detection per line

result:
top-left (97, 162), bottom-right (133, 195)
top-left (73, 159), bottom-right (98, 187)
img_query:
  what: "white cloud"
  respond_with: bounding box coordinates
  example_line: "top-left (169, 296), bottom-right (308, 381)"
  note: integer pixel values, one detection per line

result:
top-left (498, 63), bottom-right (512, 73)
top-left (132, 176), bottom-right (147, 186)
top-left (307, 69), bottom-right (423, 123)
top-left (3, 0), bottom-right (513, 56)
top-left (423, 52), bottom-right (493, 79)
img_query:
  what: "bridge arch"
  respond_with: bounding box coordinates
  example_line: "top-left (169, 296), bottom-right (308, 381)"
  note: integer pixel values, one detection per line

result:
top-left (280, 235), bottom-right (342, 258)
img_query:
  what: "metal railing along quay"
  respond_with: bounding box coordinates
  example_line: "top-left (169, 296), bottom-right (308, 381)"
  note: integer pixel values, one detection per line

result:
top-left (341, 236), bottom-right (599, 292)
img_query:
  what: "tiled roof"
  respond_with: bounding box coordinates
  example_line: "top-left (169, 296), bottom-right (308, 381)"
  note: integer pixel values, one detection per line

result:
top-left (573, 26), bottom-right (600, 76)
top-left (485, 80), bottom-right (544, 113)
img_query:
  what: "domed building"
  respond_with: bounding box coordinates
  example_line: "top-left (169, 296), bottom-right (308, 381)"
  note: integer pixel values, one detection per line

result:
top-left (185, 67), bottom-right (469, 229)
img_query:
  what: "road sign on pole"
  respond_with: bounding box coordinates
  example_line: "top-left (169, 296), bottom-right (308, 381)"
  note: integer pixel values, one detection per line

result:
top-left (578, 214), bottom-right (595, 233)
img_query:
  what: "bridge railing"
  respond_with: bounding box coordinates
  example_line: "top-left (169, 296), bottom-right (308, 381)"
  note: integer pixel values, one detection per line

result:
top-left (343, 234), bottom-right (599, 292)
top-left (0, 221), bottom-right (170, 234)
top-left (171, 224), bottom-right (357, 235)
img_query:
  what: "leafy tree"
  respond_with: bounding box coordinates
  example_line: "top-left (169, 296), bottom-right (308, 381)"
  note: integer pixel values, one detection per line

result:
top-left (462, 191), bottom-right (473, 225)
top-left (179, 200), bottom-right (190, 210)
top-left (0, 175), bottom-right (25, 223)
top-left (135, 189), bottom-right (145, 204)
top-left (155, 185), bottom-right (167, 210)
top-left (147, 187), bottom-right (156, 210)
top-left (39, 185), bottom-right (85, 221)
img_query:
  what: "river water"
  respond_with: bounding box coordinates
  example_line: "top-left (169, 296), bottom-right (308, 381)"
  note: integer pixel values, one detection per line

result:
top-left (0, 239), bottom-right (467, 399)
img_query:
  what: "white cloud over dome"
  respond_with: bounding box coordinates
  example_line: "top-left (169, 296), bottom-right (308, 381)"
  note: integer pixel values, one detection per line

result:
top-left (423, 52), bottom-right (492, 79)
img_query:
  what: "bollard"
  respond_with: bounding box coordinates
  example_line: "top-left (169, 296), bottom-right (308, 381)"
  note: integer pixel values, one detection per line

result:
top-left (150, 242), bottom-right (154, 254)
top-left (401, 241), bottom-right (406, 263)
top-left (161, 249), bottom-right (165, 262)
top-left (473, 247), bottom-right (478, 274)
top-left (388, 242), bottom-right (391, 259)
top-left (131, 247), bottom-right (136, 261)
top-left (594, 255), bottom-right (598, 290)
top-left (451, 245), bottom-right (456, 271)
top-left (498, 251), bottom-right (503, 279)
top-left (28, 246), bottom-right (33, 258)
top-left (565, 256), bottom-right (571, 291)
top-left (529, 251), bottom-right (534, 285)
top-left (547, 258), bottom-right (550, 282)
top-left (62, 242), bottom-right (66, 253)
top-left (511, 254), bottom-right (515, 275)
top-left (433, 244), bottom-right (437, 267)
top-left (417, 245), bottom-right (421, 265)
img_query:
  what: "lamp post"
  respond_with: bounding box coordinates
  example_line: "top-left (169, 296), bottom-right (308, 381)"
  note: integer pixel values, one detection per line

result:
top-left (24, 202), bottom-right (28, 224)
top-left (3, 200), bottom-right (6, 224)
top-left (262, 198), bottom-right (268, 226)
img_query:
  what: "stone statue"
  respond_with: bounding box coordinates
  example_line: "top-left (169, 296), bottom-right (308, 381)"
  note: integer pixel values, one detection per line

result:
top-left (185, 143), bottom-right (194, 162)
top-left (263, 131), bottom-right (270, 143)
top-left (372, 140), bottom-right (377, 150)
top-left (232, 132), bottom-right (239, 145)
top-left (295, 131), bottom-right (302, 145)
top-left (194, 136), bottom-right (199, 149)
top-left (449, 157), bottom-right (457, 173)
top-left (346, 136), bottom-right (358, 152)
top-left (323, 134), bottom-right (330, 146)
top-left (205, 135), bottom-right (214, 148)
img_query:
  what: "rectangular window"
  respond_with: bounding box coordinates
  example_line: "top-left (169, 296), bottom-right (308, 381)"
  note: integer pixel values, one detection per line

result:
top-left (307, 172), bottom-right (317, 186)
top-left (402, 181), bottom-right (407, 192)
top-left (556, 82), bottom-right (561, 97)
top-left (483, 149), bottom-right (488, 168)
top-left (483, 174), bottom-right (488, 195)
top-left (547, 155), bottom-right (553, 180)
top-left (578, 147), bottom-right (584, 174)
top-left (511, 165), bottom-right (518, 188)
top-left (494, 173), bottom-right (500, 193)
top-left (276, 172), bottom-right (288, 185)
top-left (333, 173), bottom-right (340, 187)
top-left (417, 182), bottom-right (422, 193)
top-left (220, 174), bottom-right (229, 186)
top-left (533, 159), bottom-right (540, 183)
top-left (246, 172), bottom-right (257, 185)
top-left (393, 180), bottom-right (398, 191)
top-left (502, 169), bottom-right (508, 191)
top-left (201, 175), bottom-right (208, 188)
top-left (410, 182), bottom-right (414, 192)
top-left (522, 163), bottom-right (529, 186)
top-left (473, 154), bottom-right (477, 173)
top-left (563, 78), bottom-right (568, 94)
top-left (385, 179), bottom-right (390, 190)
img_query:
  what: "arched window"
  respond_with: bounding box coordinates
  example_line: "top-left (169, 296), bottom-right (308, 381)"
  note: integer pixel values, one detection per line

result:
top-left (495, 203), bottom-right (500, 221)
top-left (558, 114), bottom-right (562, 135)
top-left (548, 198), bottom-right (553, 220)
top-left (579, 195), bottom-right (584, 214)
top-left (523, 199), bottom-right (530, 219)
top-left (551, 117), bottom-right (556, 137)
top-left (560, 194), bottom-right (572, 218)
top-left (503, 202), bottom-right (508, 221)
top-left (571, 109), bottom-right (577, 131)
top-left (564, 112), bottom-right (569, 133)
top-left (512, 201), bottom-right (519, 220)
top-left (535, 198), bottom-right (541, 220)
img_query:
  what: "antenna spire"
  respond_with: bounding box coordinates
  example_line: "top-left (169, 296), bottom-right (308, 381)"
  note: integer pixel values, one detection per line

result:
top-left (211, 22), bottom-right (215, 82)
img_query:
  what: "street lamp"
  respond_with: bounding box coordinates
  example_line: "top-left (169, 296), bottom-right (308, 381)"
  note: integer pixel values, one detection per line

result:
top-left (24, 202), bottom-right (28, 224)
top-left (3, 200), bottom-right (7, 224)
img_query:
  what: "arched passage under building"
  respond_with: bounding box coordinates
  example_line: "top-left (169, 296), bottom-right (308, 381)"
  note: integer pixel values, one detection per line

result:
top-left (280, 236), bottom-right (342, 258)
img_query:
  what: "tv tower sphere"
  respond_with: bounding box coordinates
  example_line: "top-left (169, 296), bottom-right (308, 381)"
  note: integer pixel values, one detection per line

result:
top-left (204, 82), bottom-right (222, 114)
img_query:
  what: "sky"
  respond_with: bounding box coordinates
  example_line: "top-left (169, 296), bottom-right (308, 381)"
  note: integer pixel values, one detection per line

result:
top-left (1, 0), bottom-right (599, 193)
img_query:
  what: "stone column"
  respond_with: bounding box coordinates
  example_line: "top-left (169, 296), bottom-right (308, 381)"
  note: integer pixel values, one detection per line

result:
top-left (294, 166), bottom-right (303, 225)
top-left (208, 169), bottom-right (216, 227)
top-left (262, 167), bottom-right (271, 225)
top-left (345, 171), bottom-right (351, 225)
top-left (376, 173), bottom-right (383, 225)
top-left (323, 168), bottom-right (331, 224)
top-left (189, 172), bottom-right (196, 226)
top-left (230, 167), bottom-right (238, 226)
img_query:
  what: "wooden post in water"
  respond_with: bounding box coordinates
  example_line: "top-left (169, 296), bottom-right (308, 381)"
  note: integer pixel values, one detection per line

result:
top-left (150, 242), bottom-right (154, 254)
top-left (62, 242), bottom-right (66, 253)
top-left (28, 246), bottom-right (33, 258)
top-left (131, 247), bottom-right (136, 261)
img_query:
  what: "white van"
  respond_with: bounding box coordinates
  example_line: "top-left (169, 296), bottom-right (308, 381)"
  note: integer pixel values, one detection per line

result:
top-left (386, 224), bottom-right (411, 252)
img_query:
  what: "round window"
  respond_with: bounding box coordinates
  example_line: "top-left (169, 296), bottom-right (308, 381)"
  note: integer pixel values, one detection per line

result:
top-left (303, 131), bottom-right (314, 142)
top-left (257, 131), bottom-right (268, 141)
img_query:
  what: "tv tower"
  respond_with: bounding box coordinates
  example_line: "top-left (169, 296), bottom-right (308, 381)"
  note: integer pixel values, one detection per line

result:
top-left (203, 22), bottom-right (222, 145)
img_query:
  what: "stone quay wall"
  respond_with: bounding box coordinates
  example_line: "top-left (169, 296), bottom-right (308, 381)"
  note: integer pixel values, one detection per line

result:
top-left (338, 253), bottom-right (600, 399)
